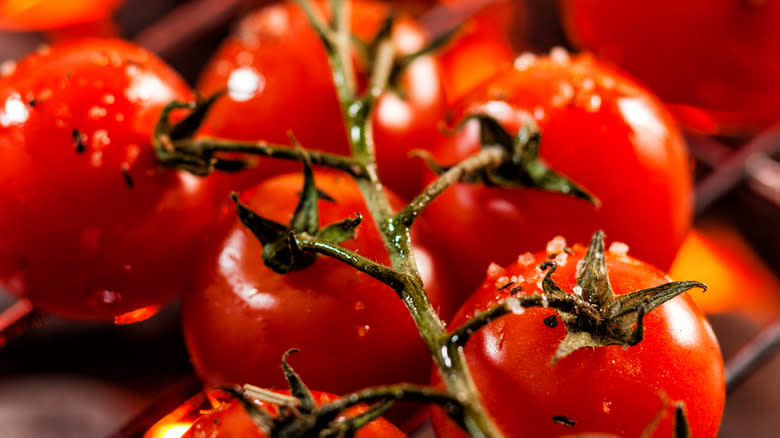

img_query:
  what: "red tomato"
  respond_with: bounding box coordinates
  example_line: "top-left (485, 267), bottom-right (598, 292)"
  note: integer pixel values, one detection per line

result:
top-left (0, 0), bottom-right (123, 31)
top-left (431, 236), bottom-right (725, 437)
top-left (0, 39), bottom-right (223, 321)
top-left (181, 171), bottom-right (454, 426)
top-left (437, 0), bottom-right (526, 103)
top-left (182, 391), bottom-right (407, 438)
top-left (561, 0), bottom-right (780, 134)
top-left (197, 0), bottom-right (446, 200)
top-left (421, 52), bottom-right (692, 305)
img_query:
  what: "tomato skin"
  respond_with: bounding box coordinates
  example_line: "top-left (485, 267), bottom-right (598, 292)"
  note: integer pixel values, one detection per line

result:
top-left (198, 0), bottom-right (446, 200)
top-left (561, 0), bottom-right (780, 134)
top-left (437, 0), bottom-right (526, 103)
top-left (181, 171), bottom-right (453, 425)
top-left (431, 240), bottom-right (725, 438)
top-left (0, 39), bottom-right (222, 321)
top-left (182, 391), bottom-right (407, 438)
top-left (0, 0), bottom-right (123, 31)
top-left (421, 52), bottom-right (692, 304)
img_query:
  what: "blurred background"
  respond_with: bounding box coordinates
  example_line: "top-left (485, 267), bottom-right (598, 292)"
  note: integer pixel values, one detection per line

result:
top-left (0, 0), bottom-right (778, 436)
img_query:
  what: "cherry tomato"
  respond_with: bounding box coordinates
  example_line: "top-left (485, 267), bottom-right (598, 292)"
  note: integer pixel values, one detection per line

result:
top-left (181, 171), bottom-right (454, 426)
top-left (182, 390), bottom-right (407, 438)
top-left (197, 0), bottom-right (446, 199)
top-left (421, 51), bottom-right (692, 305)
top-left (561, 0), bottom-right (780, 134)
top-left (0, 39), bottom-right (223, 321)
top-left (0, 0), bottom-right (123, 31)
top-left (437, 0), bottom-right (526, 103)
top-left (431, 236), bottom-right (725, 437)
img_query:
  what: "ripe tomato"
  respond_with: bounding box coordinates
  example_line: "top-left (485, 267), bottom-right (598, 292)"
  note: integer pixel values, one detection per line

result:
top-left (197, 0), bottom-right (446, 199)
top-left (421, 52), bottom-right (692, 304)
top-left (181, 171), bottom-right (454, 426)
top-left (561, 0), bottom-right (780, 134)
top-left (182, 390), bottom-right (407, 438)
top-left (0, 0), bottom-right (123, 31)
top-left (437, 0), bottom-right (525, 103)
top-left (0, 39), bottom-right (223, 321)
top-left (431, 236), bottom-right (725, 437)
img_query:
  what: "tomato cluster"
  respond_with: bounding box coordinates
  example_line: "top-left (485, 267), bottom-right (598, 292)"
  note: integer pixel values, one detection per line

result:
top-left (0, 0), bottom-right (734, 437)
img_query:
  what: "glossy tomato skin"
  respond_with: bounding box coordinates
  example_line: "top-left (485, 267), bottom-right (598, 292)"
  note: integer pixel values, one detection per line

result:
top-left (182, 391), bottom-right (407, 438)
top-left (561, 0), bottom-right (780, 134)
top-left (422, 52), bottom-right (692, 303)
top-left (197, 0), bottom-right (446, 200)
top-left (181, 171), bottom-right (453, 425)
top-left (437, 0), bottom-right (526, 103)
top-left (0, 39), bottom-right (223, 321)
top-left (0, 0), bottom-right (123, 31)
top-left (431, 240), bottom-right (725, 438)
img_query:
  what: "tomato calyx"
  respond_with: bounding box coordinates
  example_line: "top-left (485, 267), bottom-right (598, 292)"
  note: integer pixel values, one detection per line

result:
top-left (551, 231), bottom-right (707, 361)
top-left (447, 231), bottom-right (706, 362)
top-left (417, 114), bottom-right (598, 205)
top-left (231, 160), bottom-right (364, 274)
top-left (153, 94), bottom-right (255, 176)
top-left (218, 350), bottom-right (459, 437)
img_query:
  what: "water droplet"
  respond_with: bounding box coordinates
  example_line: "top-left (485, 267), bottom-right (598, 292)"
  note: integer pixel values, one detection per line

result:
top-left (354, 301), bottom-right (365, 311)
top-left (115, 113), bottom-right (125, 122)
top-left (585, 94), bottom-right (602, 113)
top-left (573, 285), bottom-right (583, 296)
top-left (0, 61), bottom-right (17, 78)
top-left (91, 129), bottom-right (111, 149)
top-left (549, 46), bottom-right (570, 64)
top-left (0, 93), bottom-right (29, 127)
top-left (602, 400), bottom-right (612, 414)
top-left (357, 325), bottom-right (371, 337)
top-left (227, 67), bottom-right (265, 102)
top-left (88, 106), bottom-right (107, 120)
top-left (103, 94), bottom-right (116, 105)
top-left (580, 77), bottom-right (596, 93)
top-left (514, 52), bottom-right (537, 71)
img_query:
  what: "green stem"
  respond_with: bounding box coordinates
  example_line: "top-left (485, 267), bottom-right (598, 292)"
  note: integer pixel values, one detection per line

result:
top-left (294, 234), bottom-right (407, 291)
top-left (396, 147), bottom-right (506, 228)
top-left (172, 137), bottom-right (366, 177)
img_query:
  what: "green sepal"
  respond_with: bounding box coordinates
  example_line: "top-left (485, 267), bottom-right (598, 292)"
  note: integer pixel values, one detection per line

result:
top-left (281, 349), bottom-right (317, 415)
top-left (420, 114), bottom-right (598, 205)
top-left (168, 91), bottom-right (223, 141)
top-left (674, 402), bottom-right (692, 438)
top-left (575, 230), bottom-right (613, 307)
top-left (231, 194), bottom-right (315, 274)
top-left (318, 213), bottom-right (363, 244)
top-left (264, 231), bottom-right (316, 274)
top-left (290, 156), bottom-right (320, 236)
top-left (152, 93), bottom-right (252, 175)
top-left (221, 385), bottom-right (274, 435)
top-left (548, 231), bottom-right (706, 362)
